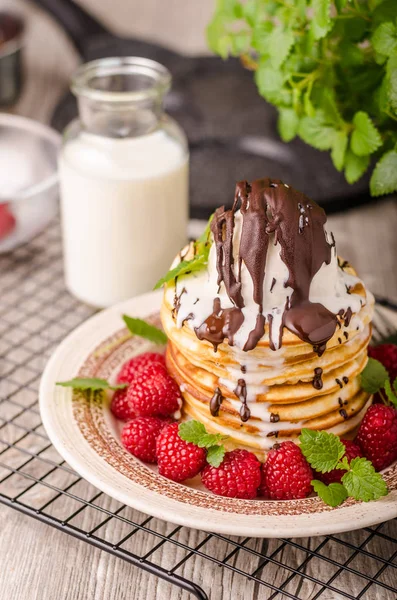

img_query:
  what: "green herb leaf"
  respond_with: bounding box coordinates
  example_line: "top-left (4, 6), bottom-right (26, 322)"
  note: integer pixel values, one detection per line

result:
top-left (331, 131), bottom-right (349, 171)
top-left (206, 444), bottom-right (226, 468)
top-left (178, 420), bottom-right (228, 448)
top-left (386, 54), bottom-right (397, 112)
top-left (278, 108), bottom-right (300, 142)
top-left (344, 150), bottom-right (370, 184)
top-left (311, 0), bottom-right (333, 40)
top-left (372, 22), bottom-right (397, 58)
top-left (299, 429), bottom-right (346, 473)
top-left (351, 112), bottom-right (382, 156)
top-left (335, 455), bottom-right (350, 471)
top-left (154, 215), bottom-right (213, 289)
top-left (255, 63), bottom-right (284, 100)
top-left (268, 28), bottom-right (295, 69)
top-left (312, 480), bottom-right (348, 507)
top-left (56, 378), bottom-right (127, 392)
top-left (342, 457), bottom-right (388, 502)
top-left (360, 357), bottom-right (389, 393)
top-left (122, 315), bottom-right (167, 345)
top-left (298, 111), bottom-right (337, 151)
top-left (385, 379), bottom-right (397, 407)
top-left (370, 150), bottom-right (397, 196)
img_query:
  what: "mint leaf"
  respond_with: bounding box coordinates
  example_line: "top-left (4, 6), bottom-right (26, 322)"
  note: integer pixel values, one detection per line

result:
top-left (56, 378), bottom-right (127, 392)
top-left (360, 357), bottom-right (389, 393)
top-left (206, 444), bottom-right (226, 468)
top-left (385, 379), bottom-right (397, 407)
top-left (255, 63), bottom-right (284, 99)
top-left (178, 420), bottom-right (228, 448)
top-left (268, 28), bottom-right (294, 69)
top-left (331, 131), bottom-right (348, 171)
top-left (311, 0), bottom-right (333, 40)
top-left (122, 315), bottom-right (167, 345)
top-left (342, 457), bottom-right (388, 502)
top-left (299, 429), bottom-right (345, 473)
top-left (298, 111), bottom-right (337, 151)
top-left (351, 112), bottom-right (382, 156)
top-left (344, 150), bottom-right (370, 184)
top-left (312, 480), bottom-right (348, 507)
top-left (278, 108), bottom-right (299, 142)
top-left (370, 150), bottom-right (397, 196)
top-left (335, 456), bottom-right (350, 471)
top-left (372, 22), bottom-right (397, 58)
top-left (387, 54), bottom-right (397, 112)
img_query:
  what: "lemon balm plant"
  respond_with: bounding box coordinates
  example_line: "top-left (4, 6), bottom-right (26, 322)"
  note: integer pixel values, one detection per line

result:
top-left (207, 0), bottom-right (397, 196)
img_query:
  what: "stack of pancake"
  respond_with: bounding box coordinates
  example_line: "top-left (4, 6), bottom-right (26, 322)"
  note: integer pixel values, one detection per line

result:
top-left (160, 179), bottom-right (374, 459)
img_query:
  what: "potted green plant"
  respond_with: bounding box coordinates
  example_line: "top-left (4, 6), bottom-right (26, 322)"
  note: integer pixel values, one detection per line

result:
top-left (207, 0), bottom-right (397, 196)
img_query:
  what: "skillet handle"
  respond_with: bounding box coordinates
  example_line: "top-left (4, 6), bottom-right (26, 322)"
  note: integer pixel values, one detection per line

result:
top-left (29, 0), bottom-right (108, 56)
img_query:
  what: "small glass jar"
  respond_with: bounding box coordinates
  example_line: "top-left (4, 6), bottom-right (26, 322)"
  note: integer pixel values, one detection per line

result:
top-left (59, 57), bottom-right (189, 308)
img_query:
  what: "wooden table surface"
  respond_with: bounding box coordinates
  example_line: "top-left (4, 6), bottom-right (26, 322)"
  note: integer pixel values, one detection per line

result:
top-left (1, 1), bottom-right (397, 599)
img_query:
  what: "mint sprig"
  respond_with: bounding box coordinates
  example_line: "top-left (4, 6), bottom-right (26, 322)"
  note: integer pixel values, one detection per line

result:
top-left (312, 480), bottom-right (348, 508)
top-left (154, 214), bottom-right (213, 289)
top-left (122, 315), bottom-right (167, 345)
top-left (299, 429), bottom-right (388, 507)
top-left (178, 420), bottom-right (228, 468)
top-left (360, 357), bottom-right (389, 394)
top-left (207, 1), bottom-right (397, 196)
top-left (56, 378), bottom-right (127, 392)
top-left (299, 429), bottom-right (345, 473)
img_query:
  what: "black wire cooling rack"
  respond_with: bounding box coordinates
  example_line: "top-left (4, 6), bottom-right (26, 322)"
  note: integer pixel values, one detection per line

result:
top-left (1, 219), bottom-right (397, 600)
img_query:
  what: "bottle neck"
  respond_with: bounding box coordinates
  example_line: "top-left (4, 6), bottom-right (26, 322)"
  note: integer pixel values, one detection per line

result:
top-left (77, 96), bottom-right (164, 138)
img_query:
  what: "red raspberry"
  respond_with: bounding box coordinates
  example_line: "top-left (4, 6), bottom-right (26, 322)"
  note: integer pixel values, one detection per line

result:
top-left (259, 441), bottom-right (313, 500)
top-left (110, 387), bottom-right (135, 421)
top-left (356, 404), bottom-right (397, 471)
top-left (156, 422), bottom-right (206, 482)
top-left (201, 449), bottom-right (261, 499)
top-left (315, 439), bottom-right (363, 485)
top-left (116, 352), bottom-right (165, 383)
top-left (0, 204), bottom-right (16, 240)
top-left (121, 416), bottom-right (170, 463)
top-left (368, 344), bottom-right (397, 383)
top-left (127, 363), bottom-right (181, 418)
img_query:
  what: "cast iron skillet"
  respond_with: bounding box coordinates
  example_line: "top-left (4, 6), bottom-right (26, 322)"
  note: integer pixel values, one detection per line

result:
top-left (32, 0), bottom-right (376, 219)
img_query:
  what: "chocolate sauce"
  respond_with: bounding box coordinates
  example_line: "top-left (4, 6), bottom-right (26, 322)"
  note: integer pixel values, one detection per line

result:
top-left (210, 387), bottom-right (224, 417)
top-left (241, 365), bottom-right (247, 374)
top-left (343, 376), bottom-right (349, 384)
top-left (270, 277), bottom-right (276, 293)
top-left (270, 413), bottom-right (280, 423)
top-left (336, 378), bottom-right (343, 389)
top-left (344, 331), bottom-right (349, 340)
top-left (343, 307), bottom-right (353, 327)
top-left (173, 285), bottom-right (187, 317)
top-left (234, 378), bottom-right (251, 422)
top-left (339, 408), bottom-right (348, 420)
top-left (194, 298), bottom-right (244, 352)
top-left (196, 178), bottom-right (350, 355)
top-left (338, 397), bottom-right (343, 407)
top-left (313, 367), bottom-right (323, 390)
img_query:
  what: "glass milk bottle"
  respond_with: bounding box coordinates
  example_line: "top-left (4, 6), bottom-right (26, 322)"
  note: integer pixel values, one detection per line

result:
top-left (59, 57), bottom-right (189, 308)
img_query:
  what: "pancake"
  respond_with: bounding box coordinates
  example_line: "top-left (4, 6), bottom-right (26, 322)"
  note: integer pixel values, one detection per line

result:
top-left (159, 178), bottom-right (374, 456)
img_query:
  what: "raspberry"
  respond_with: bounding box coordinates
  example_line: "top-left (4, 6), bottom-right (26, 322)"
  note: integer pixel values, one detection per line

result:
top-left (356, 404), bottom-right (397, 471)
top-left (121, 416), bottom-right (170, 463)
top-left (156, 422), bottom-right (206, 482)
top-left (127, 363), bottom-right (181, 418)
top-left (201, 449), bottom-right (261, 499)
top-left (110, 387), bottom-right (135, 421)
top-left (259, 441), bottom-right (313, 500)
top-left (315, 439), bottom-right (363, 485)
top-left (116, 352), bottom-right (165, 383)
top-left (368, 344), bottom-right (397, 383)
top-left (0, 204), bottom-right (16, 240)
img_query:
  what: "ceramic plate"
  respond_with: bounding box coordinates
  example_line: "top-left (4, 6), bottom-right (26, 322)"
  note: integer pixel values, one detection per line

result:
top-left (39, 291), bottom-right (397, 538)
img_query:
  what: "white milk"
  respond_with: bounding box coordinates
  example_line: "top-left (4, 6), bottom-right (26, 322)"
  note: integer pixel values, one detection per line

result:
top-left (59, 130), bottom-right (188, 307)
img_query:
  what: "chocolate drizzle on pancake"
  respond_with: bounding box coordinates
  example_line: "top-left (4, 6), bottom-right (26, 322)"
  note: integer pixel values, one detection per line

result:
top-left (198, 178), bottom-right (344, 355)
top-left (234, 378), bottom-right (251, 422)
top-left (312, 367), bottom-right (323, 390)
top-left (210, 387), bottom-right (224, 417)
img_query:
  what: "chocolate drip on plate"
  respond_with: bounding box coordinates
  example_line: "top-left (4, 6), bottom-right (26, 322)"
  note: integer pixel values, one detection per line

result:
top-left (210, 387), bottom-right (224, 417)
top-left (312, 367), bottom-right (323, 390)
top-left (234, 378), bottom-right (251, 422)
